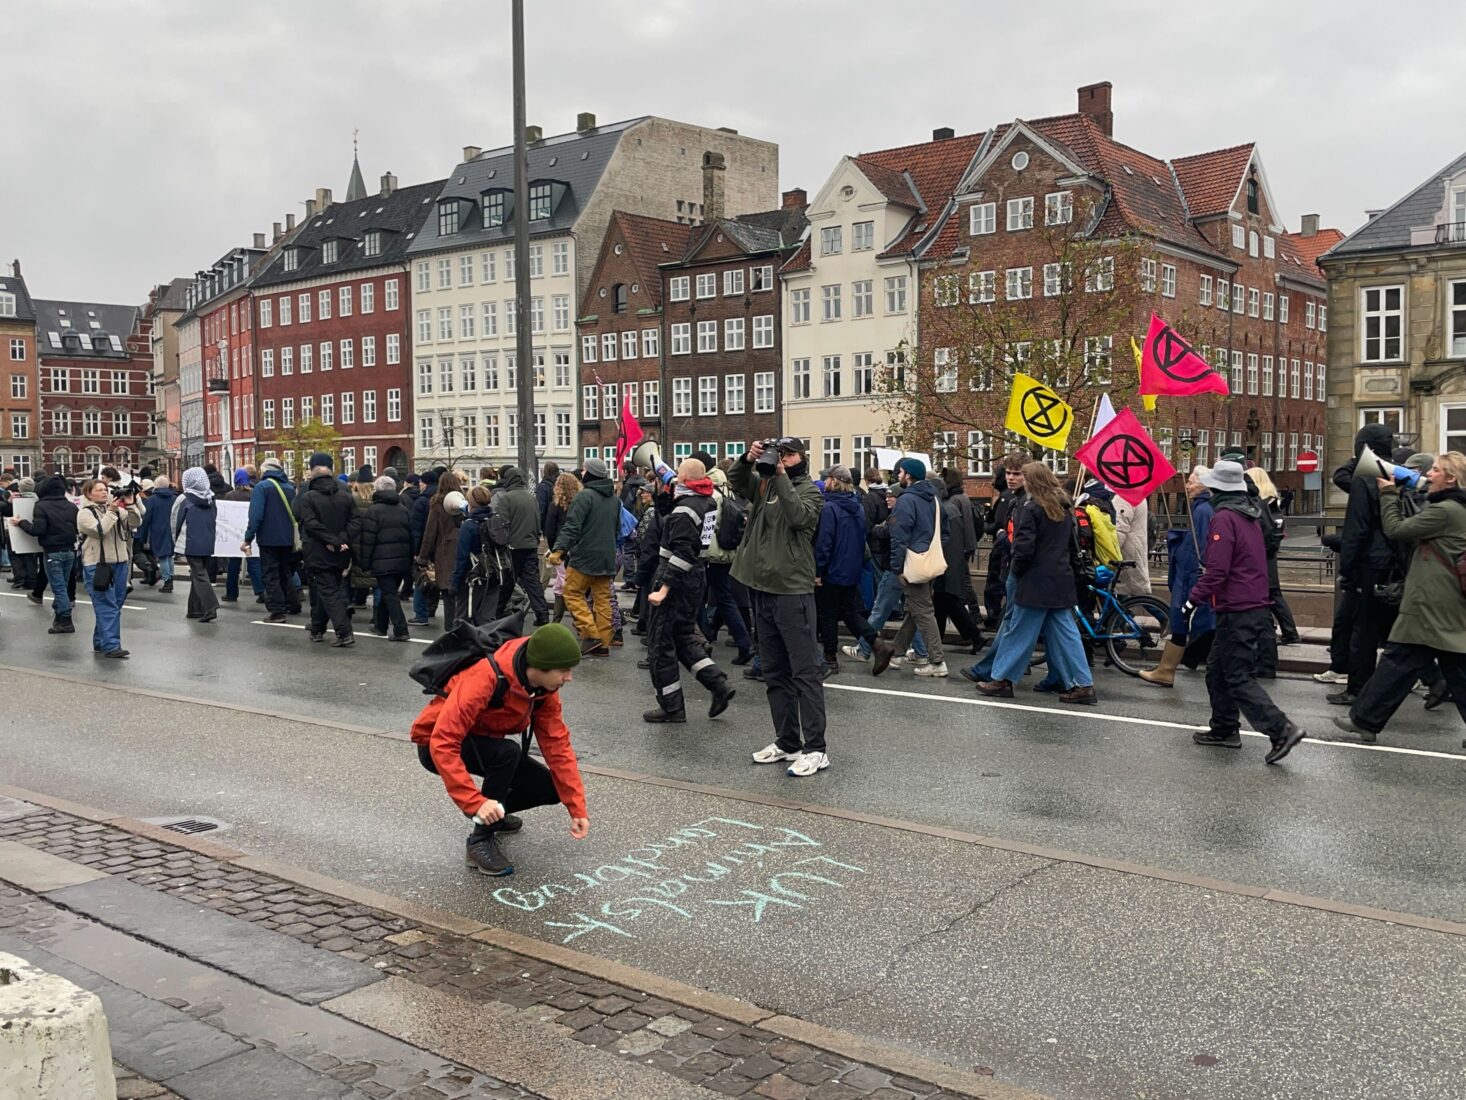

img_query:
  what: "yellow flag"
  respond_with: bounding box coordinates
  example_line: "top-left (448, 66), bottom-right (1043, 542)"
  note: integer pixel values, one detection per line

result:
top-left (1005, 372), bottom-right (1074, 450)
top-left (1132, 337), bottom-right (1158, 412)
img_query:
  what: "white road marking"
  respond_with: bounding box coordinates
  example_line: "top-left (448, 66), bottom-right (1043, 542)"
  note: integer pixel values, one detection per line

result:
top-left (824, 681), bottom-right (1466, 762)
top-left (251, 619), bottom-right (429, 644)
top-left (0, 590), bottom-right (148, 611)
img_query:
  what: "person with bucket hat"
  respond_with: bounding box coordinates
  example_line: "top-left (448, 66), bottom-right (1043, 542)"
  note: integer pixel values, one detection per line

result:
top-left (1188, 460), bottom-right (1306, 764)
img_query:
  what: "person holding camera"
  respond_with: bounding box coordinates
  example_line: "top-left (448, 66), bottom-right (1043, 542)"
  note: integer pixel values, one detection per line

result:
top-left (729, 437), bottom-right (829, 777)
top-left (76, 478), bottom-right (145, 658)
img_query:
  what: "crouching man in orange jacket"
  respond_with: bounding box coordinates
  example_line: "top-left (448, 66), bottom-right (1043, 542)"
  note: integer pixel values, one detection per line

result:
top-left (411, 622), bottom-right (589, 876)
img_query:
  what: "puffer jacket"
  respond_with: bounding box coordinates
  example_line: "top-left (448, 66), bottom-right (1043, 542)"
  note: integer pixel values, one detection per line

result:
top-left (348, 490), bottom-right (376, 589)
top-left (173, 493), bottom-right (218, 558)
top-left (814, 489), bottom-right (867, 587)
top-left (494, 467), bottom-right (541, 550)
top-left (351, 489), bottom-right (413, 579)
top-left (16, 475), bottom-right (78, 552)
top-left (1191, 494), bottom-right (1272, 613)
top-left (552, 476), bottom-right (620, 576)
top-left (1165, 492), bottom-right (1215, 636)
top-left (294, 474), bottom-right (355, 571)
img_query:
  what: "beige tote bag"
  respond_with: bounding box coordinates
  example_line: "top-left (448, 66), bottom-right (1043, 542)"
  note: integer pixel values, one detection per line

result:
top-left (901, 498), bottom-right (946, 583)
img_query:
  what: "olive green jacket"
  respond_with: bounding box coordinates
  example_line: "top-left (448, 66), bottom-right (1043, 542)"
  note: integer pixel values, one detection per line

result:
top-left (1381, 489), bottom-right (1466, 653)
top-left (727, 456), bottom-right (823, 595)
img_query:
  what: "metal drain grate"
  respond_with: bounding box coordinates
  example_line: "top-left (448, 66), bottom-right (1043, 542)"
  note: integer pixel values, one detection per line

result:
top-left (141, 815), bottom-right (230, 836)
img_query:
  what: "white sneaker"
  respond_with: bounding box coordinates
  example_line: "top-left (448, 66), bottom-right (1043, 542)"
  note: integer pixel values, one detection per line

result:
top-left (786, 751), bottom-right (830, 777)
top-left (752, 743), bottom-right (802, 765)
top-left (840, 644), bottom-right (870, 662)
top-left (1312, 669), bottom-right (1347, 684)
top-left (914, 661), bottom-right (949, 678)
top-left (891, 648), bottom-right (928, 668)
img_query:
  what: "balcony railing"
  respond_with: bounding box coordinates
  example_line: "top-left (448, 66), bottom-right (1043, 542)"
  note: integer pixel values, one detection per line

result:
top-left (1435, 221), bottom-right (1466, 245)
top-left (206, 376), bottom-right (229, 393)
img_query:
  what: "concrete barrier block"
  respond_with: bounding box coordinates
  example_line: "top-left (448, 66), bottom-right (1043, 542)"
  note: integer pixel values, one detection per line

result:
top-left (0, 951), bottom-right (117, 1100)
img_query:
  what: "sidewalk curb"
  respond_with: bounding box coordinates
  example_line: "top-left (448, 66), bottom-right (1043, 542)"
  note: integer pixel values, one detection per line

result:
top-left (0, 783), bottom-right (1048, 1100)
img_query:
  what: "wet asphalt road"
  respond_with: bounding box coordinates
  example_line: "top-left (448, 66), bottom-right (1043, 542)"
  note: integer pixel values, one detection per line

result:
top-left (1, 581), bottom-right (1464, 1099)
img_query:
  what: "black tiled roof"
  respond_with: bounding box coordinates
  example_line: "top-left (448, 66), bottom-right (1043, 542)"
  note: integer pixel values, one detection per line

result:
top-left (252, 178), bottom-right (447, 289)
top-left (0, 272), bottom-right (37, 323)
top-left (33, 299), bottom-right (139, 360)
top-left (1327, 150), bottom-right (1466, 257)
top-left (154, 277), bottom-right (191, 312)
top-left (407, 118), bottom-right (647, 256)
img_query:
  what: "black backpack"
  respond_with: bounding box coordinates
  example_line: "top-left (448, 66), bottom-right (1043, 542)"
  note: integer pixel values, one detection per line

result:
top-left (714, 491), bottom-right (749, 551)
top-left (408, 609), bottom-right (528, 700)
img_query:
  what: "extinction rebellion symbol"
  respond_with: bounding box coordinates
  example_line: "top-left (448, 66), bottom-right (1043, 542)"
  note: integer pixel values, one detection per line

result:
top-left (1094, 434), bottom-right (1156, 490)
top-left (1019, 388), bottom-right (1070, 439)
top-left (1149, 325), bottom-right (1213, 384)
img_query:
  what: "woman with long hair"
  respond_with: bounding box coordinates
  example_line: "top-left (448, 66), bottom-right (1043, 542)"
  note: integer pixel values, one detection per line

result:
top-left (347, 476), bottom-right (377, 608)
top-left (1245, 466), bottom-right (1301, 647)
top-left (76, 478), bottom-right (145, 657)
top-left (974, 463), bottom-right (1096, 704)
top-left (545, 472), bottom-right (581, 622)
top-left (414, 470), bottom-right (464, 630)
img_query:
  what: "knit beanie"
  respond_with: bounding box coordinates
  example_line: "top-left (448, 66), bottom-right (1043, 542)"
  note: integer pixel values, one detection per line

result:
top-left (525, 623), bottom-right (582, 670)
top-left (896, 457), bottom-right (926, 481)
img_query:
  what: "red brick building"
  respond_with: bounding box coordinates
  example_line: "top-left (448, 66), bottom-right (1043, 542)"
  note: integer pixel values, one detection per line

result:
top-left (656, 194), bottom-right (807, 465)
top-left (576, 211), bottom-right (691, 466)
top-left (914, 82), bottom-right (1328, 497)
top-left (251, 175), bottom-right (444, 478)
top-left (194, 245), bottom-right (266, 471)
top-left (33, 298), bottom-right (153, 475)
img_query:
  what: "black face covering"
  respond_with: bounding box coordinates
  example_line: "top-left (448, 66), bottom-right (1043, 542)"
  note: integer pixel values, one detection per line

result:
top-left (785, 457), bottom-right (809, 480)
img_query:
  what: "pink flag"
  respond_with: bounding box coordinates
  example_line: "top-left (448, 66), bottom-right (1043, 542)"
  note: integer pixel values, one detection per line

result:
top-left (613, 391), bottom-right (644, 475)
top-left (1074, 407), bottom-right (1177, 506)
top-left (1140, 313), bottom-right (1229, 397)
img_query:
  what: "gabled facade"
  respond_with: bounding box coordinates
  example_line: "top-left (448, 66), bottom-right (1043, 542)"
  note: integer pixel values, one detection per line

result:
top-left (657, 198), bottom-right (807, 464)
top-left (782, 128), bottom-right (984, 474)
top-left (575, 211), bottom-right (691, 465)
top-left (0, 263), bottom-right (41, 476)
top-left (1319, 150), bottom-right (1466, 484)
top-left (404, 114), bottom-right (778, 472)
top-left (910, 83), bottom-right (1329, 497)
top-left (34, 298), bottom-right (152, 475)
top-left (145, 277), bottom-right (189, 477)
top-left (252, 173), bottom-right (444, 479)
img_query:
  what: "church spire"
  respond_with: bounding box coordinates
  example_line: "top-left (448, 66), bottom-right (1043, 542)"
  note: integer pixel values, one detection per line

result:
top-left (345, 129), bottom-right (367, 202)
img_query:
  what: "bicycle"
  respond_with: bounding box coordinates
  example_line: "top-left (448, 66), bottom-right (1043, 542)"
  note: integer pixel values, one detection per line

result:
top-left (1071, 560), bottom-right (1173, 677)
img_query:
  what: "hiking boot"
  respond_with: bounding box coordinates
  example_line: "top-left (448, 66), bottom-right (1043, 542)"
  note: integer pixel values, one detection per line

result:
top-left (1193, 729), bottom-right (1242, 748)
top-left (976, 679), bottom-right (1013, 698)
top-left (1059, 685), bottom-right (1098, 706)
top-left (1266, 720), bottom-right (1308, 764)
top-left (497, 814), bottom-right (523, 833)
top-left (158, 582), bottom-right (173, 594)
top-left (709, 683), bottom-right (735, 718)
top-left (643, 708), bottom-right (686, 724)
top-left (464, 834), bottom-right (513, 876)
top-left (48, 617), bottom-right (75, 635)
top-left (871, 639), bottom-right (895, 677)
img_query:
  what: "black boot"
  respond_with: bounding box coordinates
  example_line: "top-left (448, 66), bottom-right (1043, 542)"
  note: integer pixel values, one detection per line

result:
top-left (48, 615), bottom-right (75, 635)
top-left (708, 681), bottom-right (735, 718)
top-left (643, 707), bottom-right (686, 723)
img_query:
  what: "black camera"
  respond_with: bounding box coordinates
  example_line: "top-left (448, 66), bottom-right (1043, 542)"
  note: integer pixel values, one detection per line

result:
top-left (108, 481), bottom-right (139, 501)
top-left (754, 438), bottom-right (782, 476)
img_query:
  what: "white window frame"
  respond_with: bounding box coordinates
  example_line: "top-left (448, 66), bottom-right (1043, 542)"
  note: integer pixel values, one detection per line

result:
top-left (969, 202), bottom-right (996, 236)
top-left (1006, 197), bottom-right (1033, 231)
top-left (1161, 263), bottom-right (1177, 298)
top-left (1045, 191), bottom-right (1073, 226)
top-left (1361, 285), bottom-right (1405, 362)
top-left (1199, 275), bottom-right (1212, 306)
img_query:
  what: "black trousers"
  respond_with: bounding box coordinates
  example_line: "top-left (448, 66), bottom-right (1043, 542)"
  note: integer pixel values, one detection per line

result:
top-left (648, 569), bottom-right (725, 714)
top-left (186, 556), bottom-right (219, 617)
top-left (815, 582), bottom-right (877, 659)
top-left (1346, 582), bottom-right (1399, 696)
top-left (984, 539), bottom-right (1010, 625)
top-left (499, 548), bottom-right (549, 625)
top-left (307, 565), bottom-right (353, 637)
top-left (417, 739), bottom-right (561, 834)
top-left (1328, 582), bottom-right (1360, 674)
top-left (1267, 557), bottom-right (1298, 639)
top-left (753, 589), bottom-right (827, 754)
top-left (935, 589), bottom-right (983, 645)
top-left (259, 545), bottom-right (297, 615)
top-left (373, 571), bottom-right (409, 636)
top-left (705, 562), bottom-right (752, 652)
top-left (1352, 642), bottom-right (1466, 733)
top-left (1206, 608), bottom-right (1288, 738)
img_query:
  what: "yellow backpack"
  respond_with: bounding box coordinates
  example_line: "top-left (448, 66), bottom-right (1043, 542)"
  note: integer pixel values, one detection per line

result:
top-left (1084, 504), bottom-right (1123, 564)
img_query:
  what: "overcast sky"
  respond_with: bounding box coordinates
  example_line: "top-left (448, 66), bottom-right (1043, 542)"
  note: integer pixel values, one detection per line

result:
top-left (8, 0), bottom-right (1465, 304)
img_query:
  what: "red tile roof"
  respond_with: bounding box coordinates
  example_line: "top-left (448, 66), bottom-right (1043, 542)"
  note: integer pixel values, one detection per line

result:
top-left (779, 236), bottom-right (812, 274)
top-left (610, 211), bottom-right (693, 304)
top-left (855, 131), bottom-right (986, 257)
top-left (1283, 228), bottom-right (1344, 276)
top-left (1171, 143), bottom-right (1254, 218)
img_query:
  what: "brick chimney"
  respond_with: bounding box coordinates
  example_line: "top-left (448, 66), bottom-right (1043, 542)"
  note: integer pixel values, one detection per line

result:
top-left (782, 188), bottom-right (807, 209)
top-left (1077, 81), bottom-right (1114, 137)
top-left (253, 232), bottom-right (266, 248)
top-left (315, 187), bottom-right (332, 211)
top-left (525, 125), bottom-right (543, 143)
top-left (304, 199), bottom-right (317, 218)
top-left (1300, 213), bottom-right (1320, 237)
top-left (285, 212), bottom-right (296, 231)
top-left (9, 259), bottom-right (19, 277)
top-left (380, 172), bottom-right (397, 197)
top-left (932, 127), bottom-right (955, 141)
top-left (272, 221), bottom-right (283, 243)
top-left (463, 146), bottom-right (481, 161)
top-left (702, 151), bottom-right (727, 222)
top-left (577, 112), bottom-right (596, 133)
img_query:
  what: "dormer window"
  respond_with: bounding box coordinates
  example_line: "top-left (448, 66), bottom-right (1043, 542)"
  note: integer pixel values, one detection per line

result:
top-left (612, 283), bottom-right (627, 314)
top-left (529, 183), bottom-right (553, 221)
top-left (322, 240), bottom-right (339, 264)
top-left (438, 199), bottom-right (464, 236)
top-left (483, 191), bottom-right (507, 227)
top-left (284, 248), bottom-right (300, 273)
top-left (0, 292), bottom-right (14, 318)
top-left (364, 230), bottom-right (382, 257)
top-left (1246, 176), bottom-right (1259, 215)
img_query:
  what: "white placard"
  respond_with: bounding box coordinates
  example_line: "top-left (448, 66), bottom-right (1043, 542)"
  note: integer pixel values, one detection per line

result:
top-left (212, 500), bottom-right (255, 558)
top-left (873, 447), bottom-right (934, 473)
top-left (7, 498), bottom-right (41, 553)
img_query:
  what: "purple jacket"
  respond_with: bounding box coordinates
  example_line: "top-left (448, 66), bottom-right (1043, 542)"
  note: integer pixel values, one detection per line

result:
top-left (1189, 497), bottom-right (1272, 613)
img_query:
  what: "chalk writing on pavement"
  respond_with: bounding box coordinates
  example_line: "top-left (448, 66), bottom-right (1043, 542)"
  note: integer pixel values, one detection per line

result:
top-left (490, 816), bottom-right (867, 944)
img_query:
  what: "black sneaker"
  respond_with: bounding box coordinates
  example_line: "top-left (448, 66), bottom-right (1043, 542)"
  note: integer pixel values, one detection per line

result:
top-left (643, 708), bottom-right (686, 723)
top-left (331, 634), bottom-right (355, 647)
top-left (48, 619), bottom-right (75, 635)
top-left (1328, 715), bottom-right (1376, 744)
top-left (267, 612), bottom-right (288, 623)
top-left (1326, 690), bottom-right (1357, 706)
top-left (1192, 729), bottom-right (1242, 748)
top-left (407, 617), bottom-right (430, 626)
top-left (732, 648), bottom-right (754, 666)
top-left (102, 649), bottom-right (130, 660)
top-left (26, 592), bottom-right (43, 605)
top-left (221, 596), bottom-right (238, 603)
top-left (636, 658), bottom-right (651, 670)
top-left (465, 833), bottom-right (513, 876)
top-left (309, 632), bottom-right (325, 643)
top-left (742, 666), bottom-right (764, 682)
top-left (1266, 720), bottom-right (1308, 764)
top-left (497, 814), bottom-right (523, 833)
top-left (1424, 681), bottom-right (1452, 711)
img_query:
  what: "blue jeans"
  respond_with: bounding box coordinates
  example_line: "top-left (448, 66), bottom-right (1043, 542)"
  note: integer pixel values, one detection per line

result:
top-left (856, 570), bottom-right (906, 658)
top-left (703, 562), bottom-right (751, 652)
top-left (412, 581), bottom-right (431, 620)
top-left (226, 556), bottom-right (264, 599)
top-left (967, 574), bottom-right (1018, 679)
top-left (158, 554), bottom-right (174, 584)
top-left (84, 561), bottom-right (129, 652)
top-left (44, 551), bottom-right (75, 617)
top-left (992, 603), bottom-right (1092, 687)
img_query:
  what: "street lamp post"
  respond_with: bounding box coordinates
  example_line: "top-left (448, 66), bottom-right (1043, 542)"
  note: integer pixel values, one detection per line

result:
top-left (512, 0), bottom-right (536, 479)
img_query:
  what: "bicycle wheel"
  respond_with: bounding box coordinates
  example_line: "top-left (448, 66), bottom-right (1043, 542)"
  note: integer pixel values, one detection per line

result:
top-left (1103, 595), bottom-right (1173, 677)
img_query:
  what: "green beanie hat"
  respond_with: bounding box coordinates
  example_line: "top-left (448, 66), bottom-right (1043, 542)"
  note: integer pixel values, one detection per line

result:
top-left (525, 622), bottom-right (582, 670)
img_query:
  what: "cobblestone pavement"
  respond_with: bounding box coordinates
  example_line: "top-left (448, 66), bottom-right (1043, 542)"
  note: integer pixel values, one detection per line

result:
top-left (0, 807), bottom-right (983, 1100)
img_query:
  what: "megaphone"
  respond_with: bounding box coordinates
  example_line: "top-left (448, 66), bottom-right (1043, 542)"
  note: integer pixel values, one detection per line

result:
top-left (630, 439), bottom-right (675, 486)
top-left (1357, 445), bottom-right (1422, 490)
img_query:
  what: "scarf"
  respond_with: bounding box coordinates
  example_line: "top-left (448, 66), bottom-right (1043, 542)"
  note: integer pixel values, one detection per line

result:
top-left (674, 478), bottom-right (715, 498)
top-left (182, 467), bottom-right (214, 503)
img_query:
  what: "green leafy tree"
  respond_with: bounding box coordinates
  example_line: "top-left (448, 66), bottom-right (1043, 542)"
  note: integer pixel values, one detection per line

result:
top-left (259, 418), bottom-right (342, 479)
